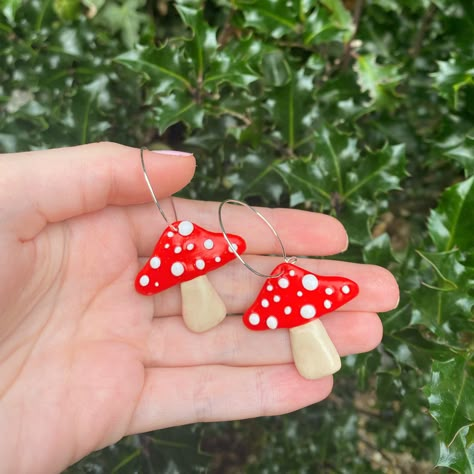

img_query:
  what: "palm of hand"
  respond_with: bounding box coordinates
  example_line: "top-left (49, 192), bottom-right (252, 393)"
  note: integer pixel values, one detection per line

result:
top-left (2, 207), bottom-right (151, 471)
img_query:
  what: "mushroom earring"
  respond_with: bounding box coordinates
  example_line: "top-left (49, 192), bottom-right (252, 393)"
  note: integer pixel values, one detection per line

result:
top-left (135, 149), bottom-right (246, 333)
top-left (219, 200), bottom-right (359, 380)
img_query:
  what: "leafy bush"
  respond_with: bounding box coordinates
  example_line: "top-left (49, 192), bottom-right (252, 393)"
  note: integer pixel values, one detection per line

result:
top-left (1, 0), bottom-right (473, 472)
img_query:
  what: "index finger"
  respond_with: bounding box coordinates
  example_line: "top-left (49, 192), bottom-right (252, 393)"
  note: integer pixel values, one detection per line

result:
top-left (129, 198), bottom-right (349, 257)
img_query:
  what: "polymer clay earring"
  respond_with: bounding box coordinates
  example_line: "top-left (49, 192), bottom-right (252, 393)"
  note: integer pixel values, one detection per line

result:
top-left (219, 200), bottom-right (359, 380)
top-left (135, 149), bottom-right (246, 333)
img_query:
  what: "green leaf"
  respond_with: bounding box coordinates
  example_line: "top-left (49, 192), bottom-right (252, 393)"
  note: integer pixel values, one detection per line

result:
top-left (237, 0), bottom-right (298, 39)
top-left (54, 0), bottom-right (81, 21)
top-left (115, 45), bottom-right (192, 93)
top-left (363, 233), bottom-right (394, 267)
top-left (437, 425), bottom-right (474, 473)
top-left (424, 356), bottom-right (474, 446)
top-left (203, 35), bottom-right (260, 91)
top-left (267, 68), bottom-right (314, 150)
top-left (427, 176), bottom-right (474, 251)
top-left (154, 89), bottom-right (204, 133)
top-left (0, 0), bottom-right (23, 23)
top-left (303, 1), bottom-right (354, 45)
top-left (261, 49), bottom-right (291, 87)
top-left (97, 0), bottom-right (148, 48)
top-left (175, 4), bottom-right (218, 81)
top-left (411, 249), bottom-right (474, 343)
top-left (355, 54), bottom-right (404, 110)
top-left (432, 56), bottom-right (474, 110)
top-left (383, 328), bottom-right (453, 372)
top-left (443, 135), bottom-right (474, 177)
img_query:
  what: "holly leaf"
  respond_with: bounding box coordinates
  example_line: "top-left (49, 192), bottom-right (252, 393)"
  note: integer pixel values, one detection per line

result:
top-left (54, 0), bottom-right (81, 21)
top-left (203, 35), bottom-right (260, 91)
top-left (1, 0), bottom-right (23, 23)
top-left (383, 328), bottom-right (453, 372)
top-left (115, 45), bottom-right (192, 94)
top-left (175, 4), bottom-right (218, 82)
top-left (432, 56), bottom-right (474, 110)
top-left (427, 176), bottom-right (474, 252)
top-left (443, 136), bottom-right (474, 177)
top-left (275, 127), bottom-right (406, 242)
top-left (303, 0), bottom-right (354, 45)
top-left (411, 249), bottom-right (474, 344)
top-left (237, 0), bottom-right (298, 39)
top-left (97, 0), bottom-right (148, 48)
top-left (363, 233), bottom-right (394, 267)
top-left (266, 68), bottom-right (315, 150)
top-left (153, 89), bottom-right (204, 133)
top-left (424, 356), bottom-right (474, 446)
top-left (437, 425), bottom-right (474, 473)
top-left (355, 54), bottom-right (404, 110)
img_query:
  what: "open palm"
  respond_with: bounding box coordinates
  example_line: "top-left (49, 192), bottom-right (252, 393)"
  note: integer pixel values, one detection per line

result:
top-left (0, 143), bottom-right (398, 474)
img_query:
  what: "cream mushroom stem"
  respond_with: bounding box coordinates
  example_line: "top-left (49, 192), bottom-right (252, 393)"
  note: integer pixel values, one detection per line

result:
top-left (289, 319), bottom-right (341, 380)
top-left (181, 275), bottom-right (227, 333)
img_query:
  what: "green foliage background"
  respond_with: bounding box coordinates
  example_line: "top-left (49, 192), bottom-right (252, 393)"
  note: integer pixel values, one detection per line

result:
top-left (1, 0), bottom-right (473, 472)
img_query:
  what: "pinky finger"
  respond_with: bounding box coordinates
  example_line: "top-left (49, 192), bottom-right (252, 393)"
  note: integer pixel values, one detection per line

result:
top-left (128, 365), bottom-right (333, 434)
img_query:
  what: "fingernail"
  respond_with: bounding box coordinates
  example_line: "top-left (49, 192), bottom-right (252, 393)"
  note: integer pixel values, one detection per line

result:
top-left (151, 150), bottom-right (192, 157)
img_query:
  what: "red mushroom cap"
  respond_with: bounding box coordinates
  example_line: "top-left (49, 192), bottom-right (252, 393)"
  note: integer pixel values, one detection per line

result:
top-left (135, 220), bottom-right (246, 295)
top-left (243, 262), bottom-right (358, 330)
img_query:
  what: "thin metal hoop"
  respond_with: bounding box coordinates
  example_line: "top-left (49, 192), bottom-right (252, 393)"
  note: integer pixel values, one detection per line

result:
top-left (140, 147), bottom-right (178, 230)
top-left (218, 199), bottom-right (297, 279)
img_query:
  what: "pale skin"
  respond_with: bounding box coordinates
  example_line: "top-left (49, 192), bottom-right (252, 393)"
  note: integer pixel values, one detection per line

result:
top-left (0, 142), bottom-right (399, 473)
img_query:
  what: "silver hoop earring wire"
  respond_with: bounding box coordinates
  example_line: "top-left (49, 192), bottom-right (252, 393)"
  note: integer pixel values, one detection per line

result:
top-left (140, 147), bottom-right (178, 231)
top-left (218, 199), bottom-right (297, 279)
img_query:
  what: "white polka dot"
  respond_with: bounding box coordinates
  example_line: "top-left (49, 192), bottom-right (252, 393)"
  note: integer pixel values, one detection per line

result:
top-left (324, 300), bottom-right (332, 309)
top-left (204, 239), bottom-right (214, 250)
top-left (167, 231), bottom-right (174, 238)
top-left (342, 285), bottom-right (350, 294)
top-left (165, 243), bottom-right (170, 249)
top-left (249, 313), bottom-right (260, 325)
top-left (150, 257), bottom-right (161, 269)
top-left (267, 285), bottom-right (274, 291)
top-left (154, 282), bottom-right (159, 287)
top-left (174, 246), bottom-right (182, 254)
top-left (289, 270), bottom-right (296, 277)
top-left (178, 221), bottom-right (194, 236)
top-left (228, 243), bottom-right (238, 253)
top-left (273, 295), bottom-right (281, 303)
top-left (215, 256), bottom-right (221, 263)
top-left (171, 262), bottom-right (185, 277)
top-left (261, 299), bottom-right (269, 308)
top-left (300, 304), bottom-right (316, 319)
top-left (297, 291), bottom-right (303, 297)
top-left (302, 274), bottom-right (318, 291)
top-left (196, 259), bottom-right (205, 270)
top-left (139, 275), bottom-right (150, 286)
top-left (266, 316), bottom-right (278, 329)
top-left (325, 287), bottom-right (334, 295)
top-left (278, 278), bottom-right (289, 289)
top-left (187, 243), bottom-right (195, 251)
top-left (284, 306), bottom-right (292, 315)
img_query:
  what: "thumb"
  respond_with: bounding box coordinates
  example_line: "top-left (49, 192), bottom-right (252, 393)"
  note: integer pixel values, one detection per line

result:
top-left (0, 142), bottom-right (196, 240)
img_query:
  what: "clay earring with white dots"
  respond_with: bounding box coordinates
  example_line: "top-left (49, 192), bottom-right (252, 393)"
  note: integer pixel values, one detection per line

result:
top-left (219, 199), bottom-right (359, 380)
top-left (135, 149), bottom-right (246, 333)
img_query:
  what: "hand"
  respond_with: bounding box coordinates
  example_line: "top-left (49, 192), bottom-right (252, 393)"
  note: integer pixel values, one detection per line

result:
top-left (0, 143), bottom-right (398, 473)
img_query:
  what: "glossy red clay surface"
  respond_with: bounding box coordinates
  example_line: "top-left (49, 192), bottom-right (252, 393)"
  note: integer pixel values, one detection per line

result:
top-left (135, 220), bottom-right (246, 295)
top-left (243, 262), bottom-right (359, 330)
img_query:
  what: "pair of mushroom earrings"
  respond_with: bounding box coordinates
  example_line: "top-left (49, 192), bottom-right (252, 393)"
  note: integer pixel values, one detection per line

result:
top-left (135, 149), bottom-right (359, 380)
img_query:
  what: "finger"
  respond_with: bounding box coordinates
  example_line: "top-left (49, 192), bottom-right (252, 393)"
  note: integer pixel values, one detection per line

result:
top-left (143, 311), bottom-right (382, 367)
top-left (141, 256), bottom-right (399, 316)
top-left (127, 198), bottom-right (349, 257)
top-left (0, 143), bottom-right (195, 240)
top-left (128, 365), bottom-right (333, 433)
